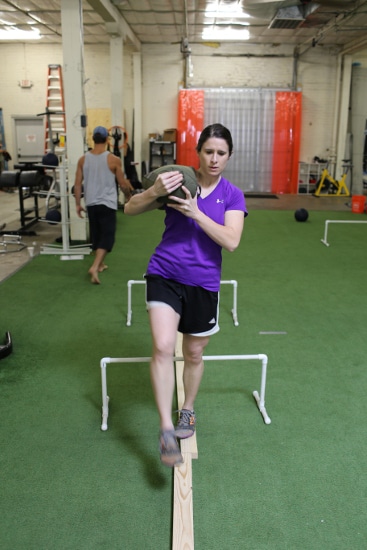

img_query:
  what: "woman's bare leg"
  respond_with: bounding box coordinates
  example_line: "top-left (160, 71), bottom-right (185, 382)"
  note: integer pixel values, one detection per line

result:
top-left (148, 304), bottom-right (180, 431)
top-left (181, 333), bottom-right (210, 411)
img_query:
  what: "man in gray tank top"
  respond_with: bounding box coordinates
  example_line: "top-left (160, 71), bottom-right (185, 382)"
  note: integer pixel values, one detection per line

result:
top-left (73, 126), bottom-right (132, 284)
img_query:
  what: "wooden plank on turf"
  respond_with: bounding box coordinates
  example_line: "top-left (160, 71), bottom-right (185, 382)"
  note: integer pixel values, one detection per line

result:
top-left (172, 334), bottom-right (196, 550)
top-left (172, 452), bottom-right (194, 550)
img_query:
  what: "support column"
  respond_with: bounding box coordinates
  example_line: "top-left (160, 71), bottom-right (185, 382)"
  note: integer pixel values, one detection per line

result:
top-left (133, 52), bottom-right (142, 180)
top-left (335, 55), bottom-right (352, 181)
top-left (350, 65), bottom-right (367, 195)
top-left (110, 35), bottom-right (124, 126)
top-left (60, 0), bottom-right (88, 241)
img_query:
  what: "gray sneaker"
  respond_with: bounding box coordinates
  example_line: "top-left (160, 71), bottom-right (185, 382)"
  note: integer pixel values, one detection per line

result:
top-left (175, 409), bottom-right (196, 439)
top-left (159, 430), bottom-right (183, 467)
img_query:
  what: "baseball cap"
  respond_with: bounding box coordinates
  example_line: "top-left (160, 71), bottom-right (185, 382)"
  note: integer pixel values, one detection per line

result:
top-left (93, 126), bottom-right (109, 138)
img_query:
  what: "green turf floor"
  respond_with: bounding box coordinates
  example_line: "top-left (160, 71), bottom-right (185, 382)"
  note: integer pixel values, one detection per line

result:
top-left (1, 208), bottom-right (366, 549)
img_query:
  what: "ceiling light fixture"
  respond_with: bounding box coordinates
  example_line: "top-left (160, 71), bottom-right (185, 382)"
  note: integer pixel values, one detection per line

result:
top-left (202, 27), bottom-right (250, 41)
top-left (204, 4), bottom-right (251, 19)
top-left (0, 27), bottom-right (41, 40)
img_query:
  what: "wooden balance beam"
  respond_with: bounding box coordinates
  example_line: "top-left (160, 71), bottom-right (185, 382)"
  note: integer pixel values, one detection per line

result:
top-left (172, 334), bottom-right (197, 550)
top-left (99, 345), bottom-right (271, 550)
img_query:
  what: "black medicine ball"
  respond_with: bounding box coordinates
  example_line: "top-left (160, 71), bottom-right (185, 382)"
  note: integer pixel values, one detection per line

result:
top-left (70, 184), bottom-right (84, 197)
top-left (42, 153), bottom-right (59, 167)
top-left (295, 208), bottom-right (309, 222)
top-left (45, 209), bottom-right (61, 224)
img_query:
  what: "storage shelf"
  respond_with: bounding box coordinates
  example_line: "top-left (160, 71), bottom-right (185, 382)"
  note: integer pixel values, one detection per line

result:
top-left (298, 162), bottom-right (327, 194)
top-left (149, 140), bottom-right (176, 171)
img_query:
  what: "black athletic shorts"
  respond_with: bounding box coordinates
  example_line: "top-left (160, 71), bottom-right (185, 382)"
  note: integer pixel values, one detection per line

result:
top-left (145, 274), bottom-right (220, 336)
top-left (87, 204), bottom-right (116, 252)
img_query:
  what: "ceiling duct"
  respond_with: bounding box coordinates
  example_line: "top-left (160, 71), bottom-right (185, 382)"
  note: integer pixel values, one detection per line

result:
top-left (269, 6), bottom-right (306, 29)
top-left (269, 2), bottom-right (322, 30)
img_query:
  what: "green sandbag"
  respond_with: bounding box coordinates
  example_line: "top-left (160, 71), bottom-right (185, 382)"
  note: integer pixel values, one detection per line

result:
top-left (142, 164), bottom-right (198, 204)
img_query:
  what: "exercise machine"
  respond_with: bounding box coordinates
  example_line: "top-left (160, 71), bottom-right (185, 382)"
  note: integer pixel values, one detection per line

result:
top-left (314, 160), bottom-right (351, 197)
top-left (0, 164), bottom-right (52, 234)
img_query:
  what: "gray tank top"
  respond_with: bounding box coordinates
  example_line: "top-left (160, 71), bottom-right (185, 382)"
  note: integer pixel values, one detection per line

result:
top-left (83, 151), bottom-right (117, 210)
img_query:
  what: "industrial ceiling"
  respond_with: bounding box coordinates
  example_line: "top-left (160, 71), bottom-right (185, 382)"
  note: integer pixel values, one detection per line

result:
top-left (0, 0), bottom-right (366, 53)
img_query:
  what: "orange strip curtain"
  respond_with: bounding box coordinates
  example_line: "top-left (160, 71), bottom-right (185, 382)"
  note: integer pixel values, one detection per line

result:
top-left (177, 88), bottom-right (302, 193)
top-left (176, 89), bottom-right (205, 168)
top-left (271, 91), bottom-right (302, 194)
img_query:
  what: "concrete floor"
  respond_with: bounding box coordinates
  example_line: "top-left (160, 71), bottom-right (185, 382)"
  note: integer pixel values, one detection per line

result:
top-left (0, 188), bottom-right (354, 284)
top-left (0, 189), bottom-right (62, 282)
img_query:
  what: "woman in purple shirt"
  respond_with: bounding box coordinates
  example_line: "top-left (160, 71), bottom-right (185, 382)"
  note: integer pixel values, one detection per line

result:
top-left (125, 124), bottom-right (247, 467)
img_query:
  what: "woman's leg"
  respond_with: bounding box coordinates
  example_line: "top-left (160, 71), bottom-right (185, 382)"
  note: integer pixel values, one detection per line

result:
top-left (181, 333), bottom-right (210, 411)
top-left (148, 304), bottom-right (180, 432)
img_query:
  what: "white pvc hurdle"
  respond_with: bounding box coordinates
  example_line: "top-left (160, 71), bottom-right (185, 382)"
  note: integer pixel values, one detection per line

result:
top-left (126, 279), bottom-right (239, 326)
top-left (321, 219), bottom-right (367, 247)
top-left (100, 354), bottom-right (271, 431)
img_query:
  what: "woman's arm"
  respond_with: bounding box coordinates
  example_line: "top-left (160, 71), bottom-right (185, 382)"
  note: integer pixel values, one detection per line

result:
top-left (194, 209), bottom-right (244, 252)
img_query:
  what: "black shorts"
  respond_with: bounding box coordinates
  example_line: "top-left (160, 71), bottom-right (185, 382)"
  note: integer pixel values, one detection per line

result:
top-left (145, 274), bottom-right (220, 336)
top-left (87, 204), bottom-right (116, 252)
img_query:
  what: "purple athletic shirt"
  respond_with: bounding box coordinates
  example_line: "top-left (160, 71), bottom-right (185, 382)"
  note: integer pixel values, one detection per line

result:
top-left (146, 177), bottom-right (247, 292)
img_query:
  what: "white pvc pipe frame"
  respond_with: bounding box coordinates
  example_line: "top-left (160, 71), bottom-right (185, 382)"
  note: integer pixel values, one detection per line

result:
top-left (126, 279), bottom-right (239, 326)
top-left (321, 219), bottom-right (367, 247)
top-left (100, 354), bottom-right (271, 430)
top-left (40, 164), bottom-right (91, 258)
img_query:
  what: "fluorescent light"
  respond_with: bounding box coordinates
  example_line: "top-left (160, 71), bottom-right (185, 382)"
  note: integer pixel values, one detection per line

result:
top-left (203, 1), bottom-right (251, 39)
top-left (0, 27), bottom-right (41, 40)
top-left (205, 4), bottom-right (251, 19)
top-left (202, 27), bottom-right (250, 41)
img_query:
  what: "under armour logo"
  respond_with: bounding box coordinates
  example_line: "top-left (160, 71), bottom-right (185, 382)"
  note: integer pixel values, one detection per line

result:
top-left (216, 199), bottom-right (224, 204)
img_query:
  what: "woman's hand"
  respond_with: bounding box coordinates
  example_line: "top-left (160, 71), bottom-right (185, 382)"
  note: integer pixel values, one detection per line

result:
top-left (153, 171), bottom-right (183, 199)
top-left (125, 171), bottom-right (183, 216)
top-left (167, 185), bottom-right (199, 219)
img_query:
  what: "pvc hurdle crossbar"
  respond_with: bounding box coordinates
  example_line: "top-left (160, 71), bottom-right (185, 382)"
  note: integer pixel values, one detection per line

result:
top-left (126, 279), bottom-right (239, 326)
top-left (321, 219), bottom-right (367, 247)
top-left (100, 354), bottom-right (271, 431)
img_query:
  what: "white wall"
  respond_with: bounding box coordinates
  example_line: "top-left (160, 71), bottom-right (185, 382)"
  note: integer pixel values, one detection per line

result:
top-left (1, 44), bottom-right (63, 162)
top-left (1, 40), bottom-right (366, 177)
top-left (188, 42), bottom-right (295, 88)
top-left (0, 43), bottom-right (134, 164)
top-left (141, 44), bottom-right (183, 163)
top-left (141, 42), bottom-right (340, 166)
top-left (297, 49), bottom-right (341, 163)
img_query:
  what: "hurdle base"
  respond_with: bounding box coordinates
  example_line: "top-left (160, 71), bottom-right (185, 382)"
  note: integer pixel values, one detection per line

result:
top-left (101, 395), bottom-right (110, 431)
top-left (232, 309), bottom-right (239, 326)
top-left (253, 391), bottom-right (271, 424)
